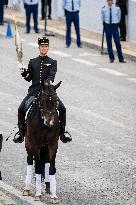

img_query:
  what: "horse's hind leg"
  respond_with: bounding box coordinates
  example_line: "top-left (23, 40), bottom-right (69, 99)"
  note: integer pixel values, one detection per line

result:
top-left (49, 155), bottom-right (59, 204)
top-left (35, 158), bottom-right (42, 200)
top-left (23, 154), bottom-right (33, 196)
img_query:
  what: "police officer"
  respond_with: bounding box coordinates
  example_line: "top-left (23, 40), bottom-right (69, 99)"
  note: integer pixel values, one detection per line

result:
top-left (101, 0), bottom-right (126, 63)
top-left (41, 0), bottom-right (52, 20)
top-left (13, 37), bottom-right (72, 144)
top-left (24, 0), bottom-right (39, 33)
top-left (0, 0), bottom-right (4, 25)
top-left (63, 0), bottom-right (81, 48)
top-left (47, 0), bottom-right (52, 19)
top-left (116, 0), bottom-right (127, 41)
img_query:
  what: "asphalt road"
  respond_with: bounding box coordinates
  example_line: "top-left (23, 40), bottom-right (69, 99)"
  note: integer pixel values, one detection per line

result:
top-left (0, 25), bottom-right (136, 205)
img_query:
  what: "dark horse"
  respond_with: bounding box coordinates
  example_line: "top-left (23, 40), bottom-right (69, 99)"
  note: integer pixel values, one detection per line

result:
top-left (23, 80), bottom-right (61, 202)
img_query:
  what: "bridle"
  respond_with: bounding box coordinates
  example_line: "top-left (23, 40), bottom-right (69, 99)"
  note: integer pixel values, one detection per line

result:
top-left (39, 89), bottom-right (58, 126)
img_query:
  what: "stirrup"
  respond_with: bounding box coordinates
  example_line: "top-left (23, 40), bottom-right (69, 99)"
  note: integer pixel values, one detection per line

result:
top-left (13, 131), bottom-right (24, 143)
top-left (65, 131), bottom-right (71, 137)
top-left (60, 131), bottom-right (72, 143)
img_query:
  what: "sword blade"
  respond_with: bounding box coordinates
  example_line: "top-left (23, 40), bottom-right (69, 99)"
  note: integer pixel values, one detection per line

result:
top-left (14, 20), bottom-right (23, 64)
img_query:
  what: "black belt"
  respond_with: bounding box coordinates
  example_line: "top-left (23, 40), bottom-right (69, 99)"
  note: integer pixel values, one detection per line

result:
top-left (104, 23), bottom-right (119, 26)
top-left (65, 9), bottom-right (79, 14)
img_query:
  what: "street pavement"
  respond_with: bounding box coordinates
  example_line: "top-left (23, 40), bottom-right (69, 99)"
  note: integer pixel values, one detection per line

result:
top-left (0, 23), bottom-right (136, 205)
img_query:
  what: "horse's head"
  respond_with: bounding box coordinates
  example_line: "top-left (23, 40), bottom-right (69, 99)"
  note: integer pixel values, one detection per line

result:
top-left (40, 80), bottom-right (61, 127)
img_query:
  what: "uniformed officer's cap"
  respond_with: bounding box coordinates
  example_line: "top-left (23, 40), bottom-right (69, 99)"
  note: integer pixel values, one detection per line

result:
top-left (38, 37), bottom-right (49, 45)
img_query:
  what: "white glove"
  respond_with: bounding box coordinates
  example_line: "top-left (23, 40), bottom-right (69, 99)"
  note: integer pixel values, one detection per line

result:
top-left (18, 62), bottom-right (26, 74)
top-left (49, 81), bottom-right (53, 85)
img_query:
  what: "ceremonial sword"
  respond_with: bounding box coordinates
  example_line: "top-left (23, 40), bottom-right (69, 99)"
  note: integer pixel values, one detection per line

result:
top-left (14, 18), bottom-right (25, 69)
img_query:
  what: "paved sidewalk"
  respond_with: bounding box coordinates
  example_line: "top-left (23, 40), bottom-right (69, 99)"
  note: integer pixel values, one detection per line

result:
top-left (3, 8), bottom-right (136, 61)
top-left (0, 190), bottom-right (17, 205)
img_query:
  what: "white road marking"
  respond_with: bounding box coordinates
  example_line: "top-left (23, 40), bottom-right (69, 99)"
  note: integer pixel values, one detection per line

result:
top-left (97, 67), bottom-right (127, 76)
top-left (79, 52), bottom-right (101, 57)
top-left (21, 38), bottom-right (27, 42)
top-left (73, 58), bottom-right (98, 66)
top-left (67, 105), bottom-right (127, 129)
top-left (0, 31), bottom-right (5, 35)
top-left (27, 42), bottom-right (72, 57)
top-left (0, 181), bottom-right (47, 205)
top-left (49, 50), bottom-right (72, 57)
top-left (73, 58), bottom-right (127, 77)
top-left (127, 78), bottom-right (136, 83)
top-left (27, 42), bottom-right (37, 47)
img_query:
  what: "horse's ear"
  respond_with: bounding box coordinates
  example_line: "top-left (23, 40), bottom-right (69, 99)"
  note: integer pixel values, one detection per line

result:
top-left (54, 81), bottom-right (62, 90)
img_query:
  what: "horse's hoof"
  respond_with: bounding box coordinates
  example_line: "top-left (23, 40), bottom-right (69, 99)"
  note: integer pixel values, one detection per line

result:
top-left (45, 182), bottom-right (50, 194)
top-left (22, 190), bottom-right (30, 196)
top-left (51, 194), bottom-right (59, 204)
top-left (35, 195), bottom-right (42, 201)
top-left (45, 187), bottom-right (50, 194)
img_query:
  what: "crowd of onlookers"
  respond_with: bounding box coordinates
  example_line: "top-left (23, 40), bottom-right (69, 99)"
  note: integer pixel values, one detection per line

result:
top-left (0, 0), bottom-right (128, 61)
top-left (0, 1), bottom-right (128, 40)
top-left (0, 0), bottom-right (52, 27)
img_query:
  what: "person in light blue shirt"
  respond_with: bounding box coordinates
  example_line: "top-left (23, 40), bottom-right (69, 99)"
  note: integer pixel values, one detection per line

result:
top-left (24, 0), bottom-right (39, 33)
top-left (102, 3), bottom-right (121, 24)
top-left (101, 0), bottom-right (126, 63)
top-left (63, 0), bottom-right (80, 12)
top-left (62, 0), bottom-right (81, 48)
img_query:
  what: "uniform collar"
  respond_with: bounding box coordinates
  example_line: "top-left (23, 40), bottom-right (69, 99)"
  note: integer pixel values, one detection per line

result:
top-left (107, 3), bottom-right (114, 8)
top-left (39, 55), bottom-right (47, 61)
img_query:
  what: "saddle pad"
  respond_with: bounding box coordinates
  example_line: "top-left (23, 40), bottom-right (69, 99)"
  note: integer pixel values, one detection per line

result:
top-left (25, 96), bottom-right (35, 111)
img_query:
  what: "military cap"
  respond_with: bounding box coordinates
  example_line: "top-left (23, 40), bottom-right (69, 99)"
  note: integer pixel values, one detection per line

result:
top-left (38, 37), bottom-right (49, 45)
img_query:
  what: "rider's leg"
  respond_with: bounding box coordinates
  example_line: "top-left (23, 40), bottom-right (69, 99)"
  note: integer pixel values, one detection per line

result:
top-left (13, 95), bottom-right (29, 143)
top-left (57, 98), bottom-right (72, 143)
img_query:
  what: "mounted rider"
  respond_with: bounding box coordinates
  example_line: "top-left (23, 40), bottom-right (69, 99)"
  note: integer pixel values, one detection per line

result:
top-left (13, 37), bottom-right (72, 144)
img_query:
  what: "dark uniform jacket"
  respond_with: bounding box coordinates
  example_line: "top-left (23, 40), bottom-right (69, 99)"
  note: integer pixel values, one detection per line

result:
top-left (22, 55), bottom-right (57, 95)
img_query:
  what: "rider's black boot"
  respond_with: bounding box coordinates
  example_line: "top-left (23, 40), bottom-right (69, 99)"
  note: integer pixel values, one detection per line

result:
top-left (13, 125), bottom-right (24, 143)
top-left (58, 99), bottom-right (72, 143)
top-left (13, 112), bottom-right (25, 143)
top-left (45, 182), bottom-right (50, 194)
top-left (59, 124), bottom-right (72, 143)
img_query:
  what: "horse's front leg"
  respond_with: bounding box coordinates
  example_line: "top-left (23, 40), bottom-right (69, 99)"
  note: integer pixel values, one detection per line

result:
top-left (45, 163), bottom-right (50, 194)
top-left (23, 155), bottom-right (33, 196)
top-left (49, 155), bottom-right (59, 204)
top-left (35, 158), bottom-right (42, 201)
